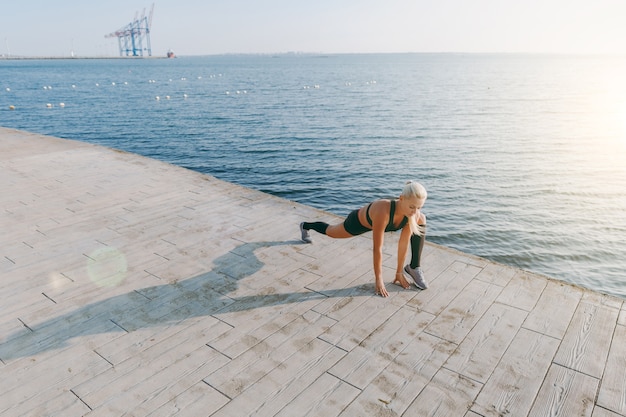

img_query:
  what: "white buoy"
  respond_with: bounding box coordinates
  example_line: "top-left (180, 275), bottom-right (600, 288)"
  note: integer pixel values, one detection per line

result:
top-left (155, 96), bottom-right (160, 100)
top-left (165, 95), bottom-right (170, 100)
top-left (5, 87), bottom-right (10, 92)
top-left (59, 103), bottom-right (65, 108)
top-left (111, 82), bottom-right (116, 86)
top-left (183, 94), bottom-right (188, 99)
top-left (9, 105), bottom-right (15, 110)
top-left (46, 103), bottom-right (53, 108)
top-left (72, 85), bottom-right (76, 88)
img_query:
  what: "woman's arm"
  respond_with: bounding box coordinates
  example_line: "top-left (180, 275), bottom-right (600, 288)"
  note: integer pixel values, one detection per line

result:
top-left (394, 224), bottom-right (412, 288)
top-left (369, 200), bottom-right (389, 297)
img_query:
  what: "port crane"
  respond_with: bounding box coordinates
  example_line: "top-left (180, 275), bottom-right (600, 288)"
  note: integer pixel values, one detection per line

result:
top-left (105, 4), bottom-right (154, 57)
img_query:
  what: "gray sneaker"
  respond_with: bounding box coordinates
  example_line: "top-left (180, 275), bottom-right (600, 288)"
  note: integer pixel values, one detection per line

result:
top-left (404, 265), bottom-right (428, 290)
top-left (300, 222), bottom-right (312, 243)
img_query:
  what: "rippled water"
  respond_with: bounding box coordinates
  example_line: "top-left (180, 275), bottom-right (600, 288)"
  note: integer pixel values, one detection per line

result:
top-left (1, 54), bottom-right (625, 297)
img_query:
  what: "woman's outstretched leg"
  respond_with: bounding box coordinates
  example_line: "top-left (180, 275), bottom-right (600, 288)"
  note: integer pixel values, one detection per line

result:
top-left (300, 221), bottom-right (352, 243)
top-left (300, 222), bottom-right (327, 243)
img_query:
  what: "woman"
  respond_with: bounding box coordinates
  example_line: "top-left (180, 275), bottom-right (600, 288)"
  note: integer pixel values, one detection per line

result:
top-left (300, 181), bottom-right (427, 297)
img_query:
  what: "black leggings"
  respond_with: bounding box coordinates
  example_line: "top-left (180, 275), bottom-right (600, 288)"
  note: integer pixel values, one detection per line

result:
top-left (302, 221), bottom-right (329, 234)
top-left (409, 226), bottom-right (426, 268)
top-left (302, 210), bottom-right (371, 237)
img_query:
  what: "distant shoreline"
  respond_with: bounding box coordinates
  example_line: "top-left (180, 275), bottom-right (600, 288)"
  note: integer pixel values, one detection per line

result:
top-left (0, 56), bottom-right (167, 60)
top-left (1, 52), bottom-right (624, 61)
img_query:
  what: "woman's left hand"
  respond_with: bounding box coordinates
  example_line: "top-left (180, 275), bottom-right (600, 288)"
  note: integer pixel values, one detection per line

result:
top-left (393, 272), bottom-right (410, 289)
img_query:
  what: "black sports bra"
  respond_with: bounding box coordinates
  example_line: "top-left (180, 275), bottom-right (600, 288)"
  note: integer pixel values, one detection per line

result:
top-left (365, 200), bottom-right (408, 232)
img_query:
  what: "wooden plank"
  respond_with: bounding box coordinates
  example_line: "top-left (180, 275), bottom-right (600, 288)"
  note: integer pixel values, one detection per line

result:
top-left (250, 347), bottom-right (347, 417)
top-left (618, 306), bottom-right (626, 326)
top-left (0, 314), bottom-right (124, 364)
top-left (592, 406), bottom-right (624, 417)
top-left (402, 368), bottom-right (482, 416)
top-left (96, 315), bottom-right (231, 366)
top-left (274, 373), bottom-right (360, 417)
top-left (340, 332), bottom-right (456, 416)
top-left (81, 345), bottom-right (230, 416)
top-left (0, 318), bottom-right (30, 345)
top-left (205, 312), bottom-right (336, 399)
top-left (129, 352), bottom-right (231, 416)
top-left (471, 328), bottom-right (561, 417)
top-left (582, 291), bottom-right (624, 310)
top-left (553, 301), bottom-right (619, 378)
top-left (475, 262), bottom-right (519, 287)
top-left (208, 338), bottom-right (346, 417)
top-left (212, 282), bottom-right (322, 330)
top-left (0, 348), bottom-right (111, 415)
top-left (303, 246), bottom-right (374, 296)
top-left (421, 244), bottom-right (466, 283)
top-left (72, 327), bottom-right (224, 408)
top-left (523, 280), bottom-right (583, 338)
top-left (329, 308), bottom-right (435, 389)
top-left (145, 381), bottom-right (230, 417)
top-left (209, 298), bottom-right (333, 359)
top-left (496, 270), bottom-right (547, 311)
top-left (425, 279), bottom-right (502, 344)
top-left (528, 364), bottom-right (598, 417)
top-left (20, 391), bottom-right (91, 417)
top-left (444, 303), bottom-right (527, 383)
top-left (309, 282), bottom-right (373, 321)
top-left (407, 261), bottom-right (483, 315)
top-left (318, 294), bottom-right (407, 351)
top-left (597, 324), bottom-right (626, 415)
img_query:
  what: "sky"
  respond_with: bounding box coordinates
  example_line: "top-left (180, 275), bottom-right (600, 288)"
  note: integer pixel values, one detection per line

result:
top-left (1, 0), bottom-right (625, 57)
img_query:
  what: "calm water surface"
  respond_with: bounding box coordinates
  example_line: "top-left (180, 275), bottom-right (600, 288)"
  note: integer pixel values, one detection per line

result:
top-left (1, 54), bottom-right (625, 297)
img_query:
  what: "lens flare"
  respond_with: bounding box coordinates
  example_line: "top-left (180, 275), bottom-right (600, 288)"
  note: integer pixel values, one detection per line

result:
top-left (87, 247), bottom-right (127, 288)
top-left (48, 271), bottom-right (71, 289)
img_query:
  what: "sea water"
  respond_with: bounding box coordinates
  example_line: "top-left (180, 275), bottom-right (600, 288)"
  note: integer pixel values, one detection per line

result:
top-left (1, 54), bottom-right (625, 297)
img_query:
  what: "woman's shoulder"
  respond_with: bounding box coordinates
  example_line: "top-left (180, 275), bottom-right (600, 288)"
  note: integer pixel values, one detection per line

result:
top-left (369, 199), bottom-right (392, 216)
top-left (371, 198), bottom-right (392, 207)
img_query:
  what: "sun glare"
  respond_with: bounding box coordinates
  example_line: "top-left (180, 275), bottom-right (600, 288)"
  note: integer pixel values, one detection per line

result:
top-left (87, 247), bottom-right (128, 288)
top-left (619, 105), bottom-right (626, 148)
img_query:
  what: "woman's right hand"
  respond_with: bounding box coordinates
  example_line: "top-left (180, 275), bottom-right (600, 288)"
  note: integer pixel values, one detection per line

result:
top-left (375, 277), bottom-right (389, 297)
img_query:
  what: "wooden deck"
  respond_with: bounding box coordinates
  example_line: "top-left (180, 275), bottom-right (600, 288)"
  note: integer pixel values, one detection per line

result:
top-left (1, 127), bottom-right (625, 417)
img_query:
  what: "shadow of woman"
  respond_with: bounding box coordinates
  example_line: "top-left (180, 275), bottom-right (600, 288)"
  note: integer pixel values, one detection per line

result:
top-left (0, 239), bottom-right (373, 361)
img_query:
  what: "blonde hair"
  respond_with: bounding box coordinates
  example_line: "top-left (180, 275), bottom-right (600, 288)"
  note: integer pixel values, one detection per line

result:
top-left (401, 181), bottom-right (427, 236)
